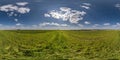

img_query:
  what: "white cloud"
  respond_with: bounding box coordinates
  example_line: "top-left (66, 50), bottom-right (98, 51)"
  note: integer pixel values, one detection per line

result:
top-left (0, 4), bottom-right (30, 14)
top-left (92, 24), bottom-right (100, 27)
top-left (16, 2), bottom-right (28, 6)
top-left (85, 21), bottom-right (90, 24)
top-left (16, 23), bottom-right (22, 26)
top-left (81, 3), bottom-right (91, 10)
top-left (14, 19), bottom-right (18, 22)
top-left (81, 5), bottom-right (90, 9)
top-left (7, 12), bottom-right (14, 16)
top-left (103, 23), bottom-right (110, 26)
top-left (115, 4), bottom-right (120, 11)
top-left (0, 4), bottom-right (18, 12)
top-left (60, 24), bottom-right (68, 27)
top-left (17, 7), bottom-right (30, 14)
top-left (14, 14), bottom-right (18, 16)
top-left (112, 23), bottom-right (120, 27)
top-left (0, 3), bottom-right (30, 22)
top-left (78, 24), bottom-right (84, 27)
top-left (0, 24), bottom-right (2, 26)
top-left (39, 22), bottom-right (68, 27)
top-left (7, 12), bottom-right (18, 17)
top-left (116, 23), bottom-right (120, 26)
top-left (82, 3), bottom-right (91, 6)
top-left (32, 25), bottom-right (38, 27)
top-left (45, 7), bottom-right (86, 24)
top-left (60, 7), bottom-right (71, 11)
top-left (115, 4), bottom-right (120, 8)
top-left (44, 13), bottom-right (51, 17)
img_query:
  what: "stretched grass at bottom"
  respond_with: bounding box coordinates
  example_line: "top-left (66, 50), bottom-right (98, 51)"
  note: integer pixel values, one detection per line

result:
top-left (0, 30), bottom-right (120, 60)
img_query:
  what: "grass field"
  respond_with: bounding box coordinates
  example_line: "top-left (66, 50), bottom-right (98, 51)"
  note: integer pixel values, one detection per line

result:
top-left (0, 30), bottom-right (120, 60)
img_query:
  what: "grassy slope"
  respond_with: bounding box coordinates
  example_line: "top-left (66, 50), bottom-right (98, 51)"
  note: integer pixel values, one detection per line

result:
top-left (0, 30), bottom-right (120, 60)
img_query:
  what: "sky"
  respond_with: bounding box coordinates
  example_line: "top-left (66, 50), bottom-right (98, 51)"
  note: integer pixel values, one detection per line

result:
top-left (0, 0), bottom-right (120, 29)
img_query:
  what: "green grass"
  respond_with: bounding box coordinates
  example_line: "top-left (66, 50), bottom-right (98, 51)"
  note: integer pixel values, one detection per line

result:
top-left (0, 30), bottom-right (120, 60)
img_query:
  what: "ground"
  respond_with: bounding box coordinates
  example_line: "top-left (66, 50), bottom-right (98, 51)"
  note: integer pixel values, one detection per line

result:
top-left (0, 30), bottom-right (120, 60)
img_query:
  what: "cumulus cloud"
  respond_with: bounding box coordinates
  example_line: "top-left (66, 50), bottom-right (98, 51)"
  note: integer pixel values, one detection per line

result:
top-left (44, 13), bottom-right (51, 17)
top-left (0, 4), bottom-right (30, 14)
top-left (80, 3), bottom-right (91, 9)
top-left (85, 21), bottom-right (90, 24)
top-left (0, 4), bottom-right (18, 12)
top-left (82, 3), bottom-right (91, 6)
top-left (0, 2), bottom-right (30, 23)
top-left (103, 23), bottom-right (110, 26)
top-left (39, 22), bottom-right (68, 27)
top-left (17, 7), bottom-right (30, 14)
top-left (81, 6), bottom-right (90, 9)
top-left (60, 7), bottom-right (71, 11)
top-left (45, 7), bottom-right (86, 24)
top-left (16, 2), bottom-right (28, 6)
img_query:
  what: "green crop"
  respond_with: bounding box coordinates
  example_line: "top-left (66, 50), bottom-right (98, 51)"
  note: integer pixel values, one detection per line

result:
top-left (0, 30), bottom-right (120, 60)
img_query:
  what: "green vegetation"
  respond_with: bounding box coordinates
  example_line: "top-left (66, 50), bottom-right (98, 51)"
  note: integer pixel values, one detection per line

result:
top-left (0, 30), bottom-right (120, 60)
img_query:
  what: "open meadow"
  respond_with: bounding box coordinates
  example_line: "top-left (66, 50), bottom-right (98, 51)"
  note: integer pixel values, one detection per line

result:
top-left (0, 30), bottom-right (120, 60)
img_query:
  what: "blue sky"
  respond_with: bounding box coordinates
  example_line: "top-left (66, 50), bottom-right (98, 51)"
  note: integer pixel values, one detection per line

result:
top-left (0, 0), bottom-right (120, 29)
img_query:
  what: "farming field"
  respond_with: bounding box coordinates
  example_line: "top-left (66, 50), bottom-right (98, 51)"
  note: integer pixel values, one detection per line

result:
top-left (0, 30), bottom-right (120, 60)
